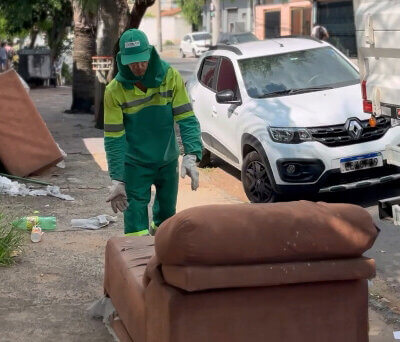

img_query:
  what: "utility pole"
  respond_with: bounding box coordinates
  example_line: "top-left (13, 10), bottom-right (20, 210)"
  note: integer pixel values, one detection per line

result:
top-left (211, 0), bottom-right (220, 45)
top-left (156, 0), bottom-right (162, 52)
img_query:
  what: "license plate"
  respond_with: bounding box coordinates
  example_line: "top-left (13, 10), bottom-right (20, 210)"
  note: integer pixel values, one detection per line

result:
top-left (340, 152), bottom-right (383, 173)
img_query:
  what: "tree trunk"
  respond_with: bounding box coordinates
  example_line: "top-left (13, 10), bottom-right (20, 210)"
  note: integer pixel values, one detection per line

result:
top-left (94, 0), bottom-right (129, 128)
top-left (69, 0), bottom-right (97, 114)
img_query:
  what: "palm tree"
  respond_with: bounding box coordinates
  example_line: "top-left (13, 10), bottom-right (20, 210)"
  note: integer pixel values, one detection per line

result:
top-left (69, 0), bottom-right (97, 113)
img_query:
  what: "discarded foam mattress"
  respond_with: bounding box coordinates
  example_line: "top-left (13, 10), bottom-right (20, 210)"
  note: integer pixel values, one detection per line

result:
top-left (0, 69), bottom-right (62, 176)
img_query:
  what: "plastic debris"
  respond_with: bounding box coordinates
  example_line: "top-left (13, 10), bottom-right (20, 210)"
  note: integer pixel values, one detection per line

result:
top-left (393, 204), bottom-right (400, 226)
top-left (88, 296), bottom-right (116, 322)
top-left (70, 215), bottom-right (117, 230)
top-left (0, 175), bottom-right (74, 201)
top-left (13, 216), bottom-right (56, 231)
top-left (394, 331), bottom-right (400, 339)
top-left (56, 143), bottom-right (67, 169)
top-left (31, 226), bottom-right (43, 243)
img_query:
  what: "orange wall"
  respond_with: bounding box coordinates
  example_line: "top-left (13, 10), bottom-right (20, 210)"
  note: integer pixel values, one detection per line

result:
top-left (255, 1), bottom-right (312, 39)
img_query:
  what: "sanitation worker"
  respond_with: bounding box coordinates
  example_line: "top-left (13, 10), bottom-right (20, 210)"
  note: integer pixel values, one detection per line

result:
top-left (104, 29), bottom-right (202, 236)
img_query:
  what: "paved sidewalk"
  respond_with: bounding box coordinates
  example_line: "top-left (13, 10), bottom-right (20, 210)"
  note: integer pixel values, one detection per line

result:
top-left (0, 86), bottom-right (397, 341)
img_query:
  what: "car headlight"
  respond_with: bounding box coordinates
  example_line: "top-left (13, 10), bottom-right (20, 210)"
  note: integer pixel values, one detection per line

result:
top-left (268, 127), bottom-right (313, 144)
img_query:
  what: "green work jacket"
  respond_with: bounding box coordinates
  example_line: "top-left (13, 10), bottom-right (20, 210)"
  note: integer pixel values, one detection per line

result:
top-left (104, 67), bottom-right (202, 182)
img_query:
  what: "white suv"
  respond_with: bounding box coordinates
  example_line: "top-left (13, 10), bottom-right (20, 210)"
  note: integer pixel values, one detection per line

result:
top-left (186, 38), bottom-right (400, 202)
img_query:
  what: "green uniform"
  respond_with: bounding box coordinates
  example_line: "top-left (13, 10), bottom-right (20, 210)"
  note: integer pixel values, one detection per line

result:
top-left (104, 47), bottom-right (202, 236)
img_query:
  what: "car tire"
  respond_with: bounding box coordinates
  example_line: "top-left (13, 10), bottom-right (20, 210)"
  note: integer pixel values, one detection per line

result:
top-left (197, 148), bottom-right (211, 168)
top-left (192, 49), bottom-right (198, 58)
top-left (241, 151), bottom-right (277, 203)
top-left (180, 49), bottom-right (185, 58)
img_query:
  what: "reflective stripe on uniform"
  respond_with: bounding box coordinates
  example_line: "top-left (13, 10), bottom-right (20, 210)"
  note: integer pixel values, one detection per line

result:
top-left (104, 123), bottom-right (125, 132)
top-left (124, 229), bottom-right (149, 236)
top-left (172, 103), bottom-right (192, 116)
top-left (121, 90), bottom-right (173, 109)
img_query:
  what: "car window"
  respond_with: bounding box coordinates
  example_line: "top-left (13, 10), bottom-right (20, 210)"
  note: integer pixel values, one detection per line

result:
top-left (199, 56), bottom-right (219, 91)
top-left (193, 33), bottom-right (212, 41)
top-left (238, 46), bottom-right (359, 98)
top-left (235, 33), bottom-right (258, 43)
top-left (183, 35), bottom-right (188, 41)
top-left (216, 57), bottom-right (239, 99)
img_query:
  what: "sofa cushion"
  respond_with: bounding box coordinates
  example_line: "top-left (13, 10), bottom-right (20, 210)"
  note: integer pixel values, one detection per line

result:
top-left (161, 257), bottom-right (375, 292)
top-left (155, 201), bottom-right (378, 265)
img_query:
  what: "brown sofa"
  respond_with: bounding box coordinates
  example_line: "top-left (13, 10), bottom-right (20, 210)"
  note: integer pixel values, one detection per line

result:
top-left (104, 201), bottom-right (378, 342)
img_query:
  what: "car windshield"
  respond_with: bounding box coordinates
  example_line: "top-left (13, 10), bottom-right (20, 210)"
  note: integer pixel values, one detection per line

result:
top-left (235, 33), bottom-right (258, 43)
top-left (238, 47), bottom-right (359, 98)
top-left (193, 33), bottom-right (211, 41)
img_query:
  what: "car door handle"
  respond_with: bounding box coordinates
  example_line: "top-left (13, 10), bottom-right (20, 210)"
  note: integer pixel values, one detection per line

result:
top-left (212, 106), bottom-right (217, 117)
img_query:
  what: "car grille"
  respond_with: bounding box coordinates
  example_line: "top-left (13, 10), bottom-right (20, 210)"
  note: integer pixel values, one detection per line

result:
top-left (308, 117), bottom-right (391, 147)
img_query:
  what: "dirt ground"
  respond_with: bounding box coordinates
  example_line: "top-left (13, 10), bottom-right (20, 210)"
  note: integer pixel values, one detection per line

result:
top-left (0, 86), bottom-right (398, 341)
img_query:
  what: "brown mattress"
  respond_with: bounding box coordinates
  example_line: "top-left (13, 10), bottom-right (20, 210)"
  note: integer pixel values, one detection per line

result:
top-left (0, 69), bottom-right (62, 176)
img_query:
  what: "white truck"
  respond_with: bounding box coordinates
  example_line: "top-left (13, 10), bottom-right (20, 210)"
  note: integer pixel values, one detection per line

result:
top-left (354, 0), bottom-right (400, 167)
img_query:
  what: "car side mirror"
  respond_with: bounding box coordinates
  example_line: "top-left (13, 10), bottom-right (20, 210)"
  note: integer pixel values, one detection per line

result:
top-left (216, 89), bottom-right (241, 105)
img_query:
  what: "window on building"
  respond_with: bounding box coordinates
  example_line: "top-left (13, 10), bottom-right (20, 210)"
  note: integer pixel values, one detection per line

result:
top-left (291, 7), bottom-right (312, 36)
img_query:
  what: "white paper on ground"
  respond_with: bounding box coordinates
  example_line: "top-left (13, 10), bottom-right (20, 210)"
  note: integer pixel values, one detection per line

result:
top-left (394, 331), bottom-right (400, 339)
top-left (70, 215), bottom-right (117, 230)
top-left (0, 176), bottom-right (74, 201)
top-left (56, 143), bottom-right (67, 169)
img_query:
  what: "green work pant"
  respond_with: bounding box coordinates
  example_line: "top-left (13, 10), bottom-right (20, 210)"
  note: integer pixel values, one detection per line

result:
top-left (124, 159), bottom-right (179, 236)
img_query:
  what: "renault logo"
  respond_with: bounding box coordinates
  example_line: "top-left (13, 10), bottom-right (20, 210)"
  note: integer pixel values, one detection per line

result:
top-left (346, 119), bottom-right (363, 140)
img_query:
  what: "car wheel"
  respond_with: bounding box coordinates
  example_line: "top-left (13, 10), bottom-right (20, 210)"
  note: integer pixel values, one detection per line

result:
top-left (180, 49), bottom-right (185, 58)
top-left (192, 49), bottom-right (198, 58)
top-left (197, 148), bottom-right (211, 168)
top-left (241, 151), bottom-right (277, 203)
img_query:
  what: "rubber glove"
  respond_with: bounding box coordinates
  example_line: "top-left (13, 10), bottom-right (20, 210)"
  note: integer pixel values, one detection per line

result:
top-left (181, 154), bottom-right (199, 191)
top-left (106, 180), bottom-right (128, 213)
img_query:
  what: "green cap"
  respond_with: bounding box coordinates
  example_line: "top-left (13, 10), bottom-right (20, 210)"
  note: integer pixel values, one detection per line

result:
top-left (119, 29), bottom-right (151, 65)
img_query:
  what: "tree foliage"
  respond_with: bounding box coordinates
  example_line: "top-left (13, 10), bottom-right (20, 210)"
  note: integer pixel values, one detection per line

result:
top-left (0, 0), bottom-right (72, 59)
top-left (176, 0), bottom-right (205, 27)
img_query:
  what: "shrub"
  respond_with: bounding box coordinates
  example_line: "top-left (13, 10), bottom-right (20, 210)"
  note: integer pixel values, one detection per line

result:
top-left (0, 213), bottom-right (23, 266)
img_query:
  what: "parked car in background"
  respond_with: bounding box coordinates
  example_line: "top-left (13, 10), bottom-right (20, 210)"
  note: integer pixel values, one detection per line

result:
top-left (180, 32), bottom-right (211, 58)
top-left (217, 32), bottom-right (259, 45)
top-left (186, 38), bottom-right (400, 203)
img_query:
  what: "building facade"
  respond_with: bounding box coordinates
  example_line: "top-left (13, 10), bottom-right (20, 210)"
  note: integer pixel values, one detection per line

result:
top-left (255, 0), bottom-right (312, 39)
top-left (313, 0), bottom-right (356, 57)
top-left (202, 0), bottom-right (256, 34)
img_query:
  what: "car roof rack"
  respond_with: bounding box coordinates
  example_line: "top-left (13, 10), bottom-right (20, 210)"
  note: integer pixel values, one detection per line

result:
top-left (274, 35), bottom-right (323, 44)
top-left (208, 44), bottom-right (243, 55)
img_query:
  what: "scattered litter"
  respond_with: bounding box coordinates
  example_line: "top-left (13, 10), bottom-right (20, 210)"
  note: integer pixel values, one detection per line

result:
top-left (0, 172), bottom-right (52, 186)
top-left (393, 204), bottom-right (400, 226)
top-left (13, 216), bottom-right (56, 231)
top-left (394, 331), bottom-right (400, 339)
top-left (31, 226), bottom-right (43, 243)
top-left (71, 215), bottom-right (117, 230)
top-left (0, 175), bottom-right (74, 201)
top-left (379, 250), bottom-right (387, 253)
top-left (56, 144), bottom-right (67, 169)
top-left (88, 296), bottom-right (116, 323)
top-left (45, 204), bottom-right (50, 207)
